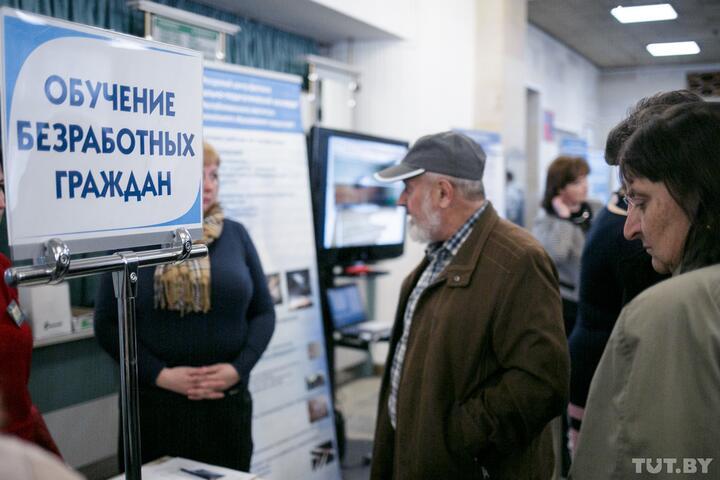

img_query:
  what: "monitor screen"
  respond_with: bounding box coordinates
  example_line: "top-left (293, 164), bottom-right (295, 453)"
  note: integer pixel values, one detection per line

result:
top-left (326, 284), bottom-right (367, 329)
top-left (308, 127), bottom-right (409, 265)
top-left (323, 135), bottom-right (407, 249)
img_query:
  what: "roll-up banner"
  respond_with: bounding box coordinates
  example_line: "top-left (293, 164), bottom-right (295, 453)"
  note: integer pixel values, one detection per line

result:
top-left (0, 8), bottom-right (204, 261)
top-left (204, 61), bottom-right (341, 480)
top-left (455, 128), bottom-right (506, 218)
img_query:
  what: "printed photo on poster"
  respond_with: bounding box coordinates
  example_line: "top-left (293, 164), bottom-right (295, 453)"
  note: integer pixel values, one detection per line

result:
top-left (307, 396), bottom-right (330, 423)
top-left (286, 269), bottom-right (313, 310)
top-left (305, 372), bottom-right (326, 391)
top-left (311, 441), bottom-right (336, 470)
top-left (265, 272), bottom-right (283, 306)
top-left (307, 341), bottom-right (322, 360)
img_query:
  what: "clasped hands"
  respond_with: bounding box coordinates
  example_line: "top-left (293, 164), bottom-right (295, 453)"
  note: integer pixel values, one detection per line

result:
top-left (156, 363), bottom-right (240, 401)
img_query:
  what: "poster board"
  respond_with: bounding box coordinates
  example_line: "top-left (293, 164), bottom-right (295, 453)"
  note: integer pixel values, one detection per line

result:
top-left (559, 137), bottom-right (611, 203)
top-left (454, 129), bottom-right (506, 217)
top-left (586, 148), bottom-right (612, 203)
top-left (0, 8), bottom-right (203, 260)
top-left (203, 61), bottom-right (341, 480)
top-left (559, 136), bottom-right (588, 158)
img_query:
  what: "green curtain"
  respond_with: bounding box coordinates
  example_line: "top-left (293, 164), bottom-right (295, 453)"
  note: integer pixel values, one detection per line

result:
top-left (0, 0), bottom-right (318, 305)
top-left (0, 0), bottom-right (318, 76)
top-left (157, 0), bottom-right (318, 76)
top-left (0, 0), bottom-right (136, 33)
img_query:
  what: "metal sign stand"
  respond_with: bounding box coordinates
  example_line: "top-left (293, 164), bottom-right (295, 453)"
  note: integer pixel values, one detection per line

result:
top-left (5, 228), bottom-right (207, 480)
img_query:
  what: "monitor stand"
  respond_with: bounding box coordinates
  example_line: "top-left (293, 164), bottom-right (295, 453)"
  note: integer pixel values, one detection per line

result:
top-left (335, 263), bottom-right (388, 277)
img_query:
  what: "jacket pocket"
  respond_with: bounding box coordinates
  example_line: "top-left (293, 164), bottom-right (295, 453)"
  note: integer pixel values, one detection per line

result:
top-left (446, 402), bottom-right (489, 478)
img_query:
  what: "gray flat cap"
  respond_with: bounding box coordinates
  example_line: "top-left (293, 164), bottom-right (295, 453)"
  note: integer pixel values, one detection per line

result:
top-left (374, 131), bottom-right (486, 182)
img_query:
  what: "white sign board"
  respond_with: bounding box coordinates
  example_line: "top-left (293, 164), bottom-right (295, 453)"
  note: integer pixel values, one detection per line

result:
top-left (203, 62), bottom-right (341, 480)
top-left (0, 8), bottom-right (203, 260)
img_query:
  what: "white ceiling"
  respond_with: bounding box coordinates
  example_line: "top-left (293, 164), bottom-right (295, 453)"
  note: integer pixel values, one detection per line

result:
top-left (196, 0), bottom-right (720, 69)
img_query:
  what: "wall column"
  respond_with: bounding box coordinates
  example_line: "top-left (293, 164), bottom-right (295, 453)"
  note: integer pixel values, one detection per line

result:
top-left (474, 0), bottom-right (528, 217)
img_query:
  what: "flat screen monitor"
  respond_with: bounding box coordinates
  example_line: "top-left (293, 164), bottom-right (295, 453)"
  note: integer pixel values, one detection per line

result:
top-left (308, 126), bottom-right (409, 266)
top-left (326, 284), bottom-right (367, 329)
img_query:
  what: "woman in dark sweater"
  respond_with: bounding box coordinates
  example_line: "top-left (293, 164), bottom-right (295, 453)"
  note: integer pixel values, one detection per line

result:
top-left (567, 191), bottom-right (667, 453)
top-left (95, 142), bottom-right (275, 471)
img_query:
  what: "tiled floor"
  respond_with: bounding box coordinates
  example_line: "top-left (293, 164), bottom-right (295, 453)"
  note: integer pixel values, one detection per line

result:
top-left (336, 375), bottom-right (566, 480)
top-left (336, 375), bottom-right (382, 480)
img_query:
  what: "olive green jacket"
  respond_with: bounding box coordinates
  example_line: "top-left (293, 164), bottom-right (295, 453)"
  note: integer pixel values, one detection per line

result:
top-left (570, 264), bottom-right (720, 479)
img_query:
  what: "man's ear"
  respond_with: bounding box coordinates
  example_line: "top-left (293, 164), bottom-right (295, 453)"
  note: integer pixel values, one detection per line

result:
top-left (437, 178), bottom-right (454, 208)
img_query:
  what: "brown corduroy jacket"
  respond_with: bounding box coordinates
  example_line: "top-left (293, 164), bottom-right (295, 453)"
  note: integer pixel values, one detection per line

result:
top-left (370, 204), bottom-right (569, 480)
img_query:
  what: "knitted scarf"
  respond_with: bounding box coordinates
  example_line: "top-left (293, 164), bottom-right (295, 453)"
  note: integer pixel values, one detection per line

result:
top-left (153, 203), bottom-right (223, 315)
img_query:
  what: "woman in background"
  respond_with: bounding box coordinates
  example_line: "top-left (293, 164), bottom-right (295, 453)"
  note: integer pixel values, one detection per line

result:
top-left (533, 156), bottom-right (599, 476)
top-left (533, 156), bottom-right (599, 338)
top-left (95, 142), bottom-right (276, 471)
top-left (0, 165), bottom-right (62, 457)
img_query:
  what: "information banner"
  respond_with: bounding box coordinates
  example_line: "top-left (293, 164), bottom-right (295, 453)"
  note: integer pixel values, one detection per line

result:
top-left (586, 148), bottom-right (612, 203)
top-left (203, 61), bottom-right (341, 480)
top-left (559, 136), bottom-right (588, 158)
top-left (0, 8), bottom-right (203, 260)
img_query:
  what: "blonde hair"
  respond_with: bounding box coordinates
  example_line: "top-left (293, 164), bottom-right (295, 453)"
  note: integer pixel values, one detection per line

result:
top-left (203, 142), bottom-right (220, 167)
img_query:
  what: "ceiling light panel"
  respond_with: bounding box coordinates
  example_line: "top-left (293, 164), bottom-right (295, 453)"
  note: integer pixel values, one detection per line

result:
top-left (611, 4), bottom-right (678, 23)
top-left (646, 41), bottom-right (700, 57)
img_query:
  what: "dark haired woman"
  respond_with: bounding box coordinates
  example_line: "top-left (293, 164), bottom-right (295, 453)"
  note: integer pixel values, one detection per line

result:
top-left (570, 102), bottom-right (720, 479)
top-left (533, 156), bottom-right (600, 338)
top-left (533, 156), bottom-right (600, 476)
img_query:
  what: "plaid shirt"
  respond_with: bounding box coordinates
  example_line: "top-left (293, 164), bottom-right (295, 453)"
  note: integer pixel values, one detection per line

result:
top-left (388, 202), bottom-right (487, 428)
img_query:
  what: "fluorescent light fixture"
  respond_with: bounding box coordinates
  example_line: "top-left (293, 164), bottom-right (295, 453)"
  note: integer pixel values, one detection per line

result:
top-left (646, 41), bottom-right (700, 56)
top-left (611, 4), bottom-right (677, 23)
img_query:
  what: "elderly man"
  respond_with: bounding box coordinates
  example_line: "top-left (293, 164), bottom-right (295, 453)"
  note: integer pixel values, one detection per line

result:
top-left (370, 131), bottom-right (569, 479)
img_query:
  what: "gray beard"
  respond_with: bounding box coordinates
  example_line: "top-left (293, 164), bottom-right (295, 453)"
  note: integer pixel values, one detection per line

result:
top-left (408, 220), bottom-right (433, 243)
top-left (407, 210), bottom-right (441, 244)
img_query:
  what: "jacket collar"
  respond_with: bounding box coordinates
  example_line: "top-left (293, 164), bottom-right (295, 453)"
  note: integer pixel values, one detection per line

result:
top-left (430, 202), bottom-right (499, 288)
top-left (386, 203), bottom-right (500, 356)
top-left (403, 202), bottom-right (500, 291)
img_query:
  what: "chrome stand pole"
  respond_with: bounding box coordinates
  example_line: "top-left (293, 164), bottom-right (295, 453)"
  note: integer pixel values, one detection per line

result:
top-left (113, 253), bottom-right (142, 480)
